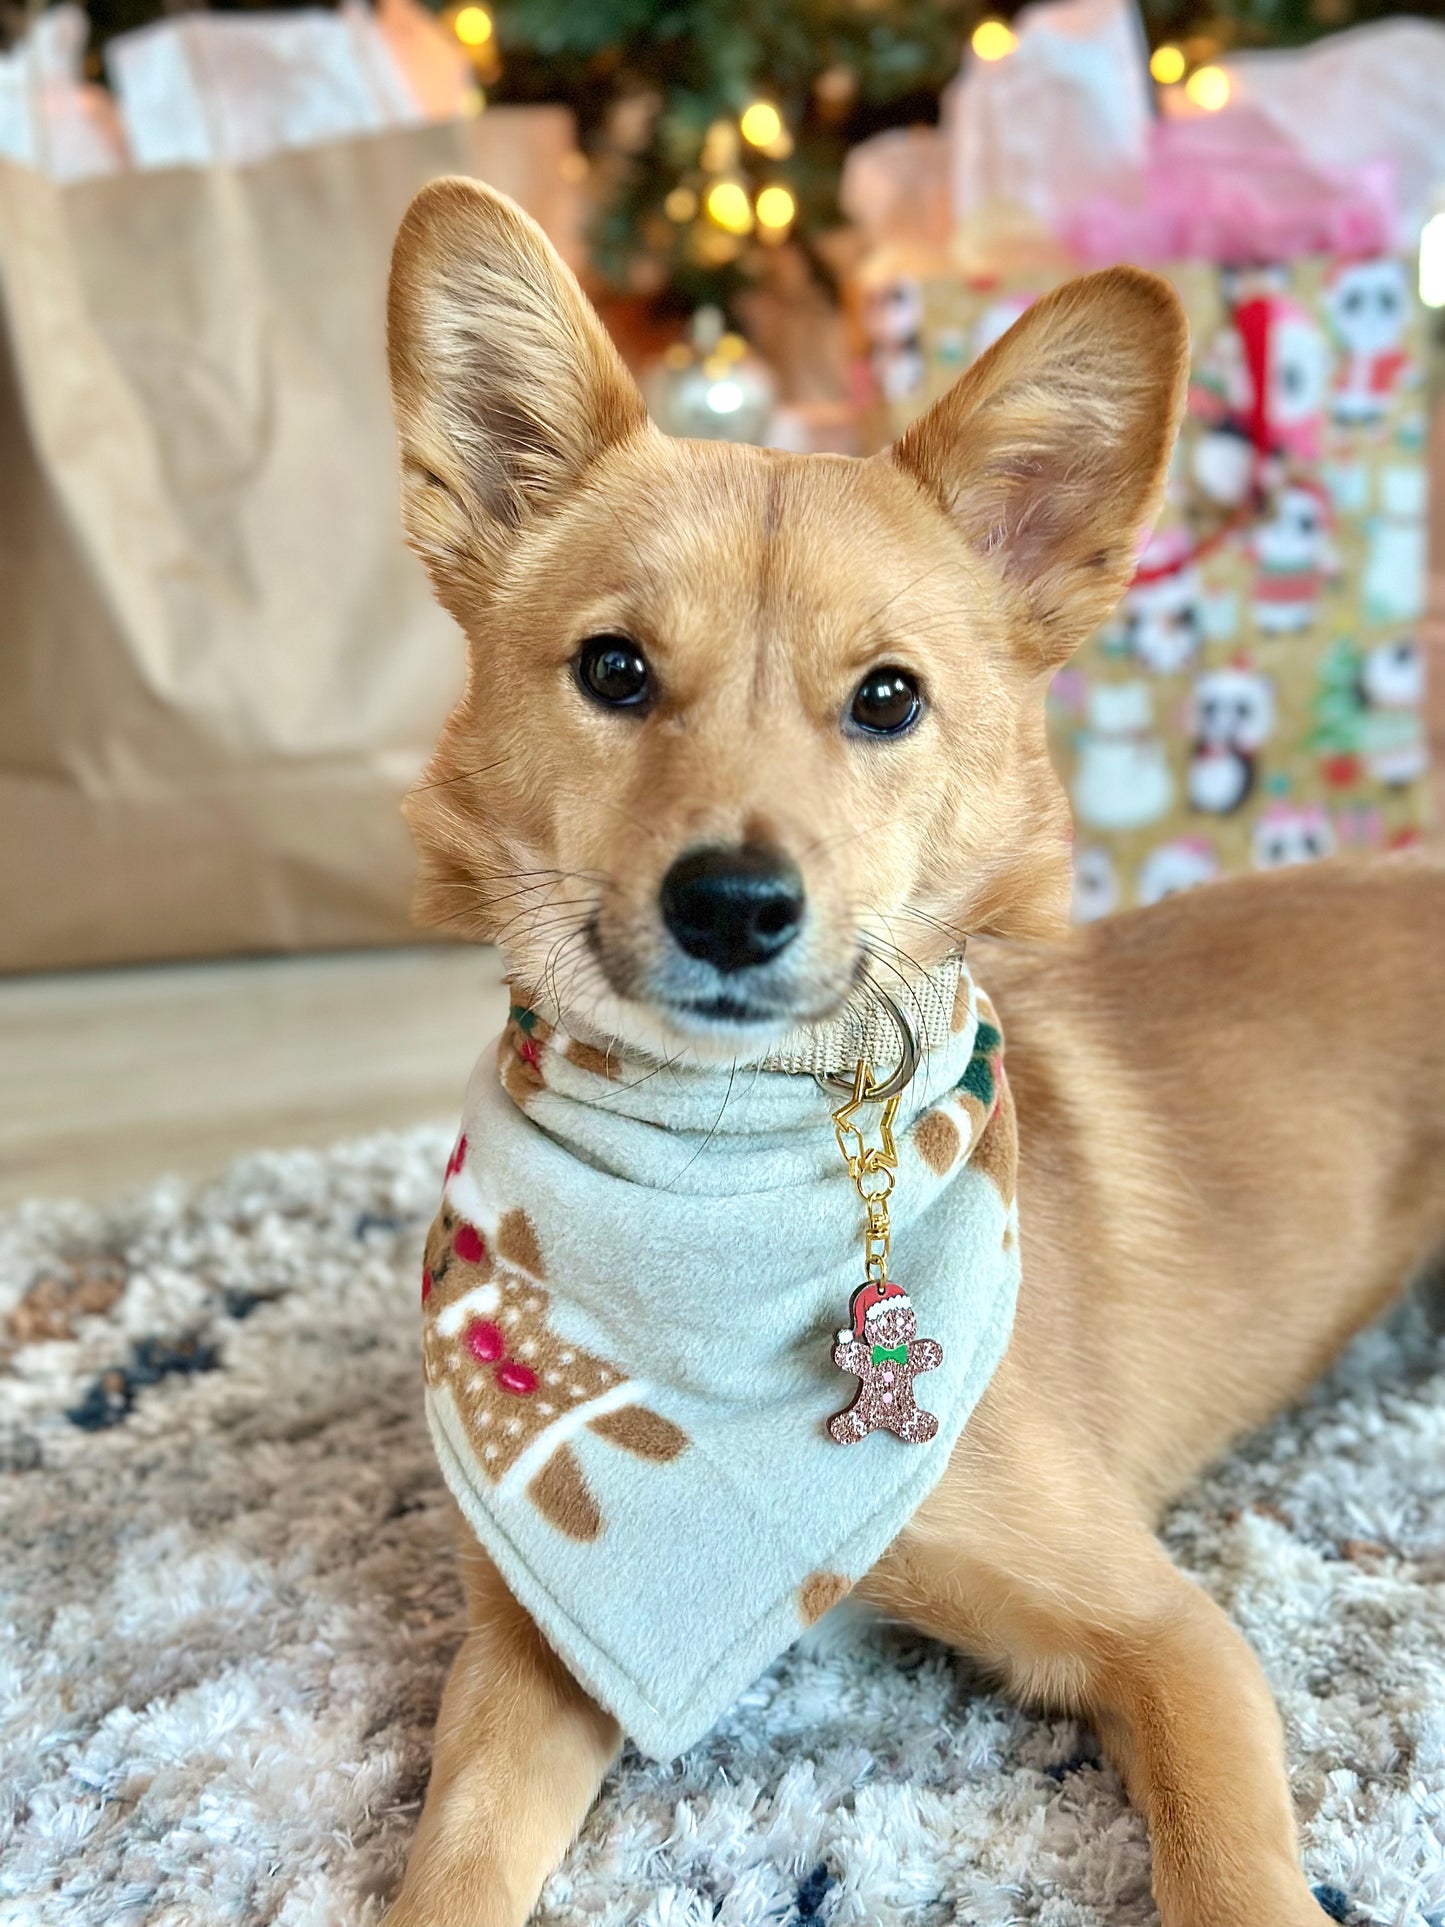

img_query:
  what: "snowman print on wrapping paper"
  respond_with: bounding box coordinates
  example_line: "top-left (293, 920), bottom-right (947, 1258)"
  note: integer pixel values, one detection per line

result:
top-left (830, 1279), bottom-right (941, 1446)
top-left (1359, 635), bottom-right (1428, 787)
top-left (1249, 481), bottom-right (1339, 635)
top-left (1187, 663), bottom-right (1276, 816)
top-left (1326, 258), bottom-right (1412, 427)
top-left (1071, 682), bottom-right (1174, 833)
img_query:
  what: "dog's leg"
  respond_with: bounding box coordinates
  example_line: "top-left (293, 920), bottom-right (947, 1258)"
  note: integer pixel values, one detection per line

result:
top-left (867, 1485), bottom-right (1323, 1927)
top-left (387, 1534), bottom-right (619, 1927)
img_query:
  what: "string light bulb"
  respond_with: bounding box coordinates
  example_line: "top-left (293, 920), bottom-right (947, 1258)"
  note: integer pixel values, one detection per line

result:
top-left (453, 5), bottom-right (492, 46)
top-left (1185, 64), bottom-right (1231, 111)
top-left (664, 185), bottom-right (698, 222)
top-left (739, 100), bottom-right (783, 149)
top-left (705, 181), bottom-right (754, 235)
top-left (755, 184), bottom-right (796, 231)
top-left (1149, 44), bottom-right (1185, 83)
top-left (971, 19), bottom-right (1018, 60)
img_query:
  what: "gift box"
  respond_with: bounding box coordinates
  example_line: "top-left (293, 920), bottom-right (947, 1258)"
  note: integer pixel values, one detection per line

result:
top-left (846, 1), bottom-right (1432, 916)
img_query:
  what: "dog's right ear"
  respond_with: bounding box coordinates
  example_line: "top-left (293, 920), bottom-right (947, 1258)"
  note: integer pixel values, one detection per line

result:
top-left (387, 178), bottom-right (649, 609)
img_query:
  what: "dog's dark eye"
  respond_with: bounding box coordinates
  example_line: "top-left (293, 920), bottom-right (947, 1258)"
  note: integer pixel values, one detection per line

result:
top-left (849, 667), bottom-right (922, 737)
top-left (576, 635), bottom-right (651, 710)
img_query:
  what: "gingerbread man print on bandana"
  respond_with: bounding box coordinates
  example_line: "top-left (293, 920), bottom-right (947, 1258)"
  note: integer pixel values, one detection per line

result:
top-left (829, 1279), bottom-right (941, 1445)
top-left (422, 1179), bottom-right (688, 1541)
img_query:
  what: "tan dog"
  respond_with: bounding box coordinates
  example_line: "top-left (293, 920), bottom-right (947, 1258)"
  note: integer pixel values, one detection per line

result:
top-left (383, 178), bottom-right (1445, 1927)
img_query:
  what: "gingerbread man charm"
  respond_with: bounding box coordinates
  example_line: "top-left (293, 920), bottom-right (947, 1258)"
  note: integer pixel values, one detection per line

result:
top-left (828, 1279), bottom-right (942, 1445)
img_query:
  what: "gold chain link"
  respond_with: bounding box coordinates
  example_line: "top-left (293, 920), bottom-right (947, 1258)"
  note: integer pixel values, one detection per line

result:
top-left (831, 1059), bottom-right (901, 1284)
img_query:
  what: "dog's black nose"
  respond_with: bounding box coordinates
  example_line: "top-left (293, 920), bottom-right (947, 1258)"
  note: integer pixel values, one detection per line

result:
top-left (660, 845), bottom-right (805, 973)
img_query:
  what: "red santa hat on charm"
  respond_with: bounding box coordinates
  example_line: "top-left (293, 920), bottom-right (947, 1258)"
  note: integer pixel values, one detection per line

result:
top-left (839, 1278), bottom-right (911, 1344)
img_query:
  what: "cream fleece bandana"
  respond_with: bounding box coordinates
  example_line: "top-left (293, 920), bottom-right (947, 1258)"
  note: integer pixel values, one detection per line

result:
top-left (421, 961), bottom-right (1020, 1760)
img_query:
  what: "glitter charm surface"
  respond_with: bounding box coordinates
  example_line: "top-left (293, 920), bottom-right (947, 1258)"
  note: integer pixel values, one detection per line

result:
top-left (828, 1278), bottom-right (942, 1445)
top-left (826, 1064), bottom-right (943, 1446)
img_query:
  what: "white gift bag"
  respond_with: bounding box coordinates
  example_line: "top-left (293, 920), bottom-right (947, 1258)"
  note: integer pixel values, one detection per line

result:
top-left (106, 5), bottom-right (427, 170)
top-left (0, 5), bottom-right (127, 182)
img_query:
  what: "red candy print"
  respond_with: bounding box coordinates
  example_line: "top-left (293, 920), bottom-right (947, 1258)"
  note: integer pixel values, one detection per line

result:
top-left (495, 1361), bottom-right (538, 1396)
top-left (465, 1320), bottom-right (505, 1363)
top-left (421, 1269), bottom-right (432, 1302)
top-left (453, 1223), bottom-right (486, 1265)
top-left (517, 1038), bottom-right (541, 1070)
top-left (444, 1134), bottom-right (468, 1180)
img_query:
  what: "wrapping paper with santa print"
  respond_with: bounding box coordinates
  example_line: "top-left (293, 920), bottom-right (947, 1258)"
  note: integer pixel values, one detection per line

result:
top-left (856, 251), bottom-right (1429, 915)
top-left (421, 972), bottom-right (1020, 1760)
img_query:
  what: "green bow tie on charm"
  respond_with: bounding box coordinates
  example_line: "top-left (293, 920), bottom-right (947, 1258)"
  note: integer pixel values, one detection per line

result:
top-left (871, 1343), bottom-right (908, 1365)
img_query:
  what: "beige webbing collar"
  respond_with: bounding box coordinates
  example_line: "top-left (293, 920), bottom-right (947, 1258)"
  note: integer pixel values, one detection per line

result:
top-left (756, 953), bottom-right (965, 1086)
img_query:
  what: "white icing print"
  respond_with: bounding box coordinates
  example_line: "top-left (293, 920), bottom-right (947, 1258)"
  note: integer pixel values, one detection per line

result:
top-left (571, 1385), bottom-right (586, 1397)
top-left (545, 1371), bottom-right (561, 1385)
top-left (519, 1340), bottom-right (538, 1358)
top-left (484, 1444), bottom-right (498, 1460)
top-left (504, 1308), bottom-right (519, 1323)
top-left (443, 1163), bottom-right (490, 1233)
top-left (435, 1281), bottom-right (501, 1338)
top-left (497, 1380), bottom-right (645, 1500)
top-left (538, 1402), bottom-right (553, 1416)
top-left (559, 1351), bottom-right (573, 1364)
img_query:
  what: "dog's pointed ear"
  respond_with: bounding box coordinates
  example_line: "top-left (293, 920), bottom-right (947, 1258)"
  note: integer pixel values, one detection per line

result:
top-left (889, 268), bottom-right (1190, 667)
top-left (387, 177), bottom-right (649, 608)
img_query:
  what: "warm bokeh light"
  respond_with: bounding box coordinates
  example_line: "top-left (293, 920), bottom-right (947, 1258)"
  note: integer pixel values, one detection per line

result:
top-left (716, 332), bottom-right (749, 362)
top-left (705, 180), bottom-right (754, 234)
top-left (739, 100), bottom-right (783, 149)
top-left (701, 118), bottom-right (739, 173)
top-left (663, 185), bottom-right (698, 222)
top-left (971, 19), bottom-right (1018, 60)
top-left (1185, 63), bottom-right (1231, 110)
top-left (1150, 44), bottom-right (1185, 83)
top-left (755, 184), bottom-right (796, 230)
top-left (453, 5), bottom-right (492, 46)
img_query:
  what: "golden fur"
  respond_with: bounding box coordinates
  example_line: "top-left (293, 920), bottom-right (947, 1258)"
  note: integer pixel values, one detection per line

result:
top-left (382, 178), bottom-right (1445, 1927)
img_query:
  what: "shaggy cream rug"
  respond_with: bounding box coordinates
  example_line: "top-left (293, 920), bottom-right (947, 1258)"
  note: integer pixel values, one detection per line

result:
top-left (1, 1127), bottom-right (1442, 1927)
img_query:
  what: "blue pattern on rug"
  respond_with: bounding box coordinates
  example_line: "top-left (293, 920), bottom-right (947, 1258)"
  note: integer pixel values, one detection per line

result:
top-left (791, 1862), bottom-right (833, 1920)
top-left (67, 1332), bottom-right (220, 1430)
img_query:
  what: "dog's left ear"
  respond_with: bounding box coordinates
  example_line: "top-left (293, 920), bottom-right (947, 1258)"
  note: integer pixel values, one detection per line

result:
top-left (889, 268), bottom-right (1190, 667)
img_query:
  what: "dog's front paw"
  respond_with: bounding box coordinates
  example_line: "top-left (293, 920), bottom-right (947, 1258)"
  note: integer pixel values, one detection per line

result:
top-left (384, 1873), bottom-right (529, 1927)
